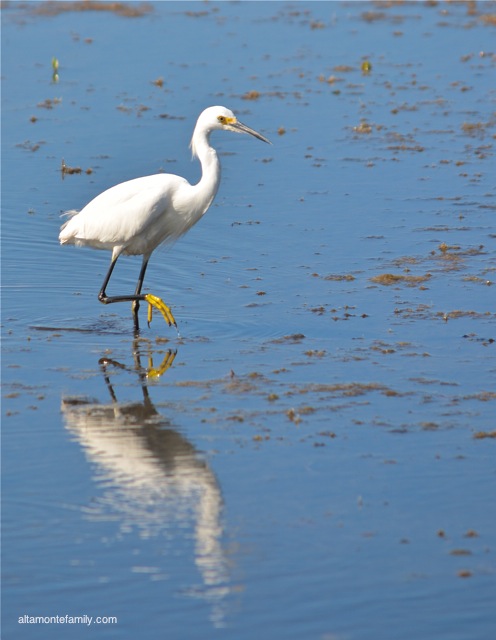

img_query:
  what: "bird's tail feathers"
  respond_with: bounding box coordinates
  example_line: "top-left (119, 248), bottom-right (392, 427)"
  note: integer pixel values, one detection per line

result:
top-left (59, 210), bottom-right (80, 244)
top-left (61, 209), bottom-right (79, 219)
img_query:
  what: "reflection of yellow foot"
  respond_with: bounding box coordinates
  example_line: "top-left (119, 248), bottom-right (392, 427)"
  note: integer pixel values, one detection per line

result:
top-left (144, 294), bottom-right (176, 328)
top-left (147, 349), bottom-right (177, 378)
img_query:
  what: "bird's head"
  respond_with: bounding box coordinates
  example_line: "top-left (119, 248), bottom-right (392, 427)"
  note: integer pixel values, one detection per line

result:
top-left (191, 106), bottom-right (271, 157)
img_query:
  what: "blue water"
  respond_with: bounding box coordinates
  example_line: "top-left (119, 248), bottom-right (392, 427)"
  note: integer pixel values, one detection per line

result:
top-left (2, 2), bottom-right (495, 639)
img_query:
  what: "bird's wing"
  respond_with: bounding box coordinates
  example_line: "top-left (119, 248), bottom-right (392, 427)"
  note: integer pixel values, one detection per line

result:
top-left (60, 174), bottom-right (189, 249)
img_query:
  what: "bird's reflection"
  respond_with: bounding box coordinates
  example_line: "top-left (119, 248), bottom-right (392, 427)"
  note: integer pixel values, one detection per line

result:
top-left (61, 342), bottom-right (231, 627)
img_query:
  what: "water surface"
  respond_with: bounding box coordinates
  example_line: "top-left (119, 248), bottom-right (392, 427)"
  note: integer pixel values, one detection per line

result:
top-left (2, 2), bottom-right (495, 639)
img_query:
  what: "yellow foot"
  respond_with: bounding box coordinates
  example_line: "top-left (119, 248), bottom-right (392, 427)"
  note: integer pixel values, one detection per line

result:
top-left (144, 294), bottom-right (176, 328)
top-left (147, 349), bottom-right (177, 378)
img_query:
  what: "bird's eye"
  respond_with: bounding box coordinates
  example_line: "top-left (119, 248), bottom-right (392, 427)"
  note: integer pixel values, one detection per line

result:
top-left (217, 115), bottom-right (226, 124)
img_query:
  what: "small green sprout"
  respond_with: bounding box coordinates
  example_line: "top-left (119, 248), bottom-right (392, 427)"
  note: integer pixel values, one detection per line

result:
top-left (52, 57), bottom-right (59, 83)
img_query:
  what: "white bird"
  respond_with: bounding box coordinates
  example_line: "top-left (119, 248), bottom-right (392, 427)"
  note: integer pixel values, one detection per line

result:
top-left (59, 106), bottom-right (270, 332)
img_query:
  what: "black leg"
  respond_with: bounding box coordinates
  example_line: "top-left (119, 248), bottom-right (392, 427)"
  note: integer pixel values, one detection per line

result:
top-left (131, 256), bottom-right (150, 318)
top-left (98, 255), bottom-right (118, 303)
top-left (97, 254), bottom-right (176, 330)
top-left (98, 255), bottom-right (151, 307)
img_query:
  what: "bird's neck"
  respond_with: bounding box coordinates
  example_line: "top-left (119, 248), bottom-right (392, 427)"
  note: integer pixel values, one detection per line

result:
top-left (191, 130), bottom-right (221, 213)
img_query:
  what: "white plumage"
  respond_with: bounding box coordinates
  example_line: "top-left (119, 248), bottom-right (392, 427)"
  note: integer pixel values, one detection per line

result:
top-left (60, 173), bottom-right (196, 254)
top-left (59, 106), bottom-right (270, 331)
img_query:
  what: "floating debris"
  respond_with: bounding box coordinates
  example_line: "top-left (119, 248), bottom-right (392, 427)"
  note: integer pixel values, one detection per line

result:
top-left (32, 1), bottom-right (153, 18)
top-left (16, 140), bottom-right (45, 152)
top-left (457, 570), bottom-right (473, 578)
top-left (322, 274), bottom-right (356, 281)
top-left (473, 430), bottom-right (496, 439)
top-left (242, 90), bottom-right (261, 101)
top-left (370, 273), bottom-right (432, 286)
top-left (479, 13), bottom-right (496, 26)
top-left (354, 121), bottom-right (373, 134)
top-left (333, 64), bottom-right (354, 72)
top-left (270, 334), bottom-right (305, 344)
top-left (286, 408), bottom-right (301, 424)
top-left (37, 97), bottom-right (62, 109)
top-left (61, 159), bottom-right (93, 177)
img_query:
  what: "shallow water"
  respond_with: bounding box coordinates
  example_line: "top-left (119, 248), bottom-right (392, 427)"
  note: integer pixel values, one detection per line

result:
top-left (2, 2), bottom-right (495, 639)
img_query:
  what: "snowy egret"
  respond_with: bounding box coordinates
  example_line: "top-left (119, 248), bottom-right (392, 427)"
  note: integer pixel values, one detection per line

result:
top-left (59, 106), bottom-right (270, 332)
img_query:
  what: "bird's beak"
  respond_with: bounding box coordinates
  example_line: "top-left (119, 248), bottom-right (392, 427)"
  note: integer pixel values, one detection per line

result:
top-left (229, 119), bottom-right (271, 144)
